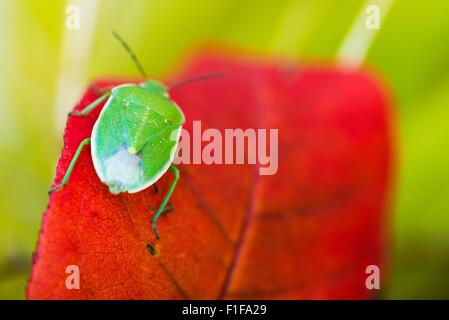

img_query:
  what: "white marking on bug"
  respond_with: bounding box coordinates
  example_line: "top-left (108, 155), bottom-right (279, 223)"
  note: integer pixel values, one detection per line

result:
top-left (125, 126), bottom-right (181, 193)
top-left (103, 146), bottom-right (143, 194)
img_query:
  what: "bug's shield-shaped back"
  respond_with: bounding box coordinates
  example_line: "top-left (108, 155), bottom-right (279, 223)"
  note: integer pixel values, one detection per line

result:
top-left (91, 85), bottom-right (183, 194)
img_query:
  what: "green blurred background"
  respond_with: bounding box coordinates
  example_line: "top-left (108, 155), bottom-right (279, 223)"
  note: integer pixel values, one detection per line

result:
top-left (1, 0), bottom-right (449, 299)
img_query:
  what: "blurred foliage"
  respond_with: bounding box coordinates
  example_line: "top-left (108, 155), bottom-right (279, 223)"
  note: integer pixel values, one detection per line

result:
top-left (0, 0), bottom-right (448, 299)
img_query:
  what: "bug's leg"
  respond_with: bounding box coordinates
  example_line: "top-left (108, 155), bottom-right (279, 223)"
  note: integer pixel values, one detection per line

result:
top-left (148, 201), bottom-right (172, 214)
top-left (161, 202), bottom-right (173, 216)
top-left (151, 165), bottom-right (179, 240)
top-left (48, 138), bottom-right (91, 194)
top-left (92, 85), bottom-right (115, 96)
top-left (69, 92), bottom-right (111, 116)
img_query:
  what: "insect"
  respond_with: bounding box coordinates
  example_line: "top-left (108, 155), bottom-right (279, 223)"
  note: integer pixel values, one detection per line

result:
top-left (50, 31), bottom-right (222, 240)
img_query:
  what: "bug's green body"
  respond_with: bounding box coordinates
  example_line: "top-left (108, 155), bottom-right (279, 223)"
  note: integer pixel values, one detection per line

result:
top-left (50, 80), bottom-right (185, 240)
top-left (92, 82), bottom-right (184, 194)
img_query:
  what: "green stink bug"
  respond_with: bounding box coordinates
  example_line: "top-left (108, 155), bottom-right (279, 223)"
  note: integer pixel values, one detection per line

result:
top-left (49, 31), bottom-right (222, 240)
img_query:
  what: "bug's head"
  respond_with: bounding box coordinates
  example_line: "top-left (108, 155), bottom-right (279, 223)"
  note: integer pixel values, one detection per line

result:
top-left (140, 80), bottom-right (169, 97)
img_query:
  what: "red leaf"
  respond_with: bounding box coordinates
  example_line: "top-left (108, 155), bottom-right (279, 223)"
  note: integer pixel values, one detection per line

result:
top-left (27, 51), bottom-right (393, 299)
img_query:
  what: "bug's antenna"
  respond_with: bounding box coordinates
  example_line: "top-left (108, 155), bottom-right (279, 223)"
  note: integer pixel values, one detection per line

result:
top-left (112, 30), bottom-right (148, 79)
top-left (169, 72), bottom-right (227, 90)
